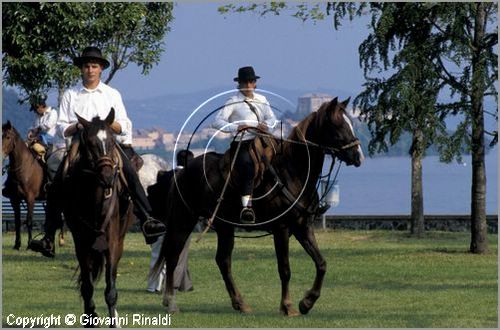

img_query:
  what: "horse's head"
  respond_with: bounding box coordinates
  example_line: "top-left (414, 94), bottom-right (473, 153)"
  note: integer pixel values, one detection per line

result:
top-left (2, 121), bottom-right (17, 159)
top-left (77, 109), bottom-right (119, 188)
top-left (316, 97), bottom-right (364, 167)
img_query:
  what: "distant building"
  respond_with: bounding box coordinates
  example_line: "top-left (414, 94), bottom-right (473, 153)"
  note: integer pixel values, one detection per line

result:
top-left (296, 93), bottom-right (361, 118)
top-left (296, 93), bottom-right (333, 117)
top-left (133, 129), bottom-right (156, 150)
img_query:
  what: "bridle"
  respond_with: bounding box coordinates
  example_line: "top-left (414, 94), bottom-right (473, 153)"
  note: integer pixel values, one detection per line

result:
top-left (2, 128), bottom-right (38, 174)
top-left (2, 129), bottom-right (15, 158)
top-left (78, 130), bottom-right (121, 194)
top-left (292, 133), bottom-right (361, 156)
top-left (72, 129), bottom-right (123, 241)
top-left (246, 122), bottom-right (361, 157)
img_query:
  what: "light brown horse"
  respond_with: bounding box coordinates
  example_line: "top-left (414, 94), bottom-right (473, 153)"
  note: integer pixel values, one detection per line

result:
top-left (2, 121), bottom-right (45, 249)
top-left (156, 97), bottom-right (363, 315)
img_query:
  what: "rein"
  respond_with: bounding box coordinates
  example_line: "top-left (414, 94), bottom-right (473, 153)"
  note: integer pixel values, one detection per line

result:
top-left (75, 138), bottom-right (123, 241)
top-left (197, 126), bottom-right (347, 235)
top-left (250, 127), bottom-right (360, 156)
top-left (193, 108), bottom-right (360, 238)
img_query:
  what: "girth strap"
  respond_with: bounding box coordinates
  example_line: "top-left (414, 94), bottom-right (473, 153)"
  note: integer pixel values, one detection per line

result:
top-left (266, 162), bottom-right (319, 217)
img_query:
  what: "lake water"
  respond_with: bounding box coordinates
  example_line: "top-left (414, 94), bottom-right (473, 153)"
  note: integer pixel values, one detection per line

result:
top-left (324, 149), bottom-right (498, 215)
top-left (2, 149), bottom-right (497, 216)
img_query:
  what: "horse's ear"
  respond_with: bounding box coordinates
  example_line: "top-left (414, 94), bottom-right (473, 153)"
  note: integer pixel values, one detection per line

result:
top-left (6, 120), bottom-right (12, 128)
top-left (325, 97), bottom-right (339, 114)
top-left (105, 108), bottom-right (115, 126)
top-left (330, 97), bottom-right (338, 109)
top-left (76, 113), bottom-right (91, 128)
top-left (341, 97), bottom-right (351, 106)
top-left (327, 97), bottom-right (343, 125)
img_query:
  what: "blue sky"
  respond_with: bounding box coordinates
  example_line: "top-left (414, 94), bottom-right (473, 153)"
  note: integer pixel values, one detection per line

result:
top-left (110, 3), bottom-right (371, 100)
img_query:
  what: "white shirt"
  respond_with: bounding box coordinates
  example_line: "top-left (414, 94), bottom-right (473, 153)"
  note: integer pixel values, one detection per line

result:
top-left (57, 81), bottom-right (132, 145)
top-left (32, 107), bottom-right (58, 143)
top-left (212, 91), bottom-right (278, 141)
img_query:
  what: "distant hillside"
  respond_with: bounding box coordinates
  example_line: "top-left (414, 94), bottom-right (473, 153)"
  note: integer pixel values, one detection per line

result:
top-left (124, 85), bottom-right (353, 131)
top-left (3, 86), bottom-right (495, 158)
top-left (2, 88), bottom-right (32, 136)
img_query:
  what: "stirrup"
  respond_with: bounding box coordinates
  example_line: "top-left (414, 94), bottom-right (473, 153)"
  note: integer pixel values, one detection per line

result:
top-left (240, 207), bottom-right (255, 224)
top-left (142, 217), bottom-right (166, 238)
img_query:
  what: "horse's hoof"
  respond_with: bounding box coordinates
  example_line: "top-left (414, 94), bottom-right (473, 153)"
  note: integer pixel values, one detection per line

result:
top-left (238, 304), bottom-right (252, 314)
top-left (298, 300), bottom-right (311, 315)
top-left (163, 295), bottom-right (180, 313)
top-left (13, 244), bottom-right (20, 250)
top-left (167, 305), bottom-right (180, 314)
top-left (280, 305), bottom-right (300, 317)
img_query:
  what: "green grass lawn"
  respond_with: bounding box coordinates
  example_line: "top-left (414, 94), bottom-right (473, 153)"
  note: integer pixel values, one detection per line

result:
top-left (2, 230), bottom-right (498, 328)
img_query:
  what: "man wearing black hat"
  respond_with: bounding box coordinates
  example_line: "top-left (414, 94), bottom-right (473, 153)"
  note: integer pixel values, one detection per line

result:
top-left (28, 46), bottom-right (166, 257)
top-left (213, 66), bottom-right (278, 223)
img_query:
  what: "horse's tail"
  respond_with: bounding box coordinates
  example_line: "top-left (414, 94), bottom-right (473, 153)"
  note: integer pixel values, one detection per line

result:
top-left (149, 179), bottom-right (181, 284)
top-left (150, 201), bottom-right (171, 283)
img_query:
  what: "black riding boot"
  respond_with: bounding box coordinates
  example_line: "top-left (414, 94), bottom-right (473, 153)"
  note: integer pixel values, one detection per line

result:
top-left (27, 181), bottom-right (61, 258)
top-left (230, 140), bottom-right (256, 224)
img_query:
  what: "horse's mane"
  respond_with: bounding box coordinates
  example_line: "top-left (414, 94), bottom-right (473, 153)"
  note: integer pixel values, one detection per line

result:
top-left (287, 111), bottom-right (317, 142)
top-left (282, 105), bottom-right (324, 157)
top-left (284, 99), bottom-right (346, 150)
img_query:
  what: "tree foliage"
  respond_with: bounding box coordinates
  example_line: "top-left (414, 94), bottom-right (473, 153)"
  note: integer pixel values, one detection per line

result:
top-left (218, 2), bottom-right (327, 22)
top-left (2, 2), bottom-right (174, 103)
top-left (352, 4), bottom-right (445, 157)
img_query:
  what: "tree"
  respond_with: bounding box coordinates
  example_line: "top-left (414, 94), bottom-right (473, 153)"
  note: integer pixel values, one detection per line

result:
top-left (2, 2), bottom-right (174, 104)
top-left (430, 3), bottom-right (498, 253)
top-left (332, 2), bottom-right (497, 251)
top-left (353, 3), bottom-right (446, 237)
top-left (219, 2), bottom-right (498, 252)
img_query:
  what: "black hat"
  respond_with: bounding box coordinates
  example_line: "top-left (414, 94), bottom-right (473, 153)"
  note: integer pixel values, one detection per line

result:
top-left (29, 94), bottom-right (47, 112)
top-left (73, 46), bottom-right (110, 69)
top-left (234, 66), bottom-right (261, 82)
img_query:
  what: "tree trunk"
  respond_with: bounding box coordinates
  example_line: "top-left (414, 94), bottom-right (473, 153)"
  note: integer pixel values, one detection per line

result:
top-left (410, 129), bottom-right (425, 237)
top-left (469, 2), bottom-right (488, 254)
top-left (57, 85), bottom-right (64, 108)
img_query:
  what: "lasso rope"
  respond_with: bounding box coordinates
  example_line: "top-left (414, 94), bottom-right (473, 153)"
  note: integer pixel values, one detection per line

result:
top-left (196, 130), bottom-right (246, 243)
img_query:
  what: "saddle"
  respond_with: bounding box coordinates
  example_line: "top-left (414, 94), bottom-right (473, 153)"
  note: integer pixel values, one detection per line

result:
top-left (24, 138), bottom-right (52, 197)
top-left (27, 137), bottom-right (48, 164)
top-left (219, 134), bottom-right (277, 190)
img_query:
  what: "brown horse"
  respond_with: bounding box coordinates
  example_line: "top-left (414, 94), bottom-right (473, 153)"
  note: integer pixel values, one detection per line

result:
top-left (62, 109), bottom-right (133, 326)
top-left (156, 97), bottom-right (363, 315)
top-left (2, 121), bottom-right (45, 249)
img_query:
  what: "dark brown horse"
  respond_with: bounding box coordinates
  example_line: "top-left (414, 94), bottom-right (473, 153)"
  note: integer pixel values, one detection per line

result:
top-left (2, 121), bottom-right (45, 249)
top-left (157, 97), bottom-right (363, 315)
top-left (62, 109), bottom-right (133, 326)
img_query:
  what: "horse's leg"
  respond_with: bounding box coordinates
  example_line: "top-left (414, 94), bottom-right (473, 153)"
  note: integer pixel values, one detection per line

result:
top-left (293, 224), bottom-right (327, 315)
top-left (79, 252), bottom-right (98, 327)
top-left (25, 196), bottom-right (35, 244)
top-left (58, 223), bottom-right (65, 247)
top-left (105, 240), bottom-right (120, 328)
top-left (11, 199), bottom-right (21, 250)
top-left (215, 225), bottom-right (252, 313)
top-left (273, 226), bottom-right (299, 316)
